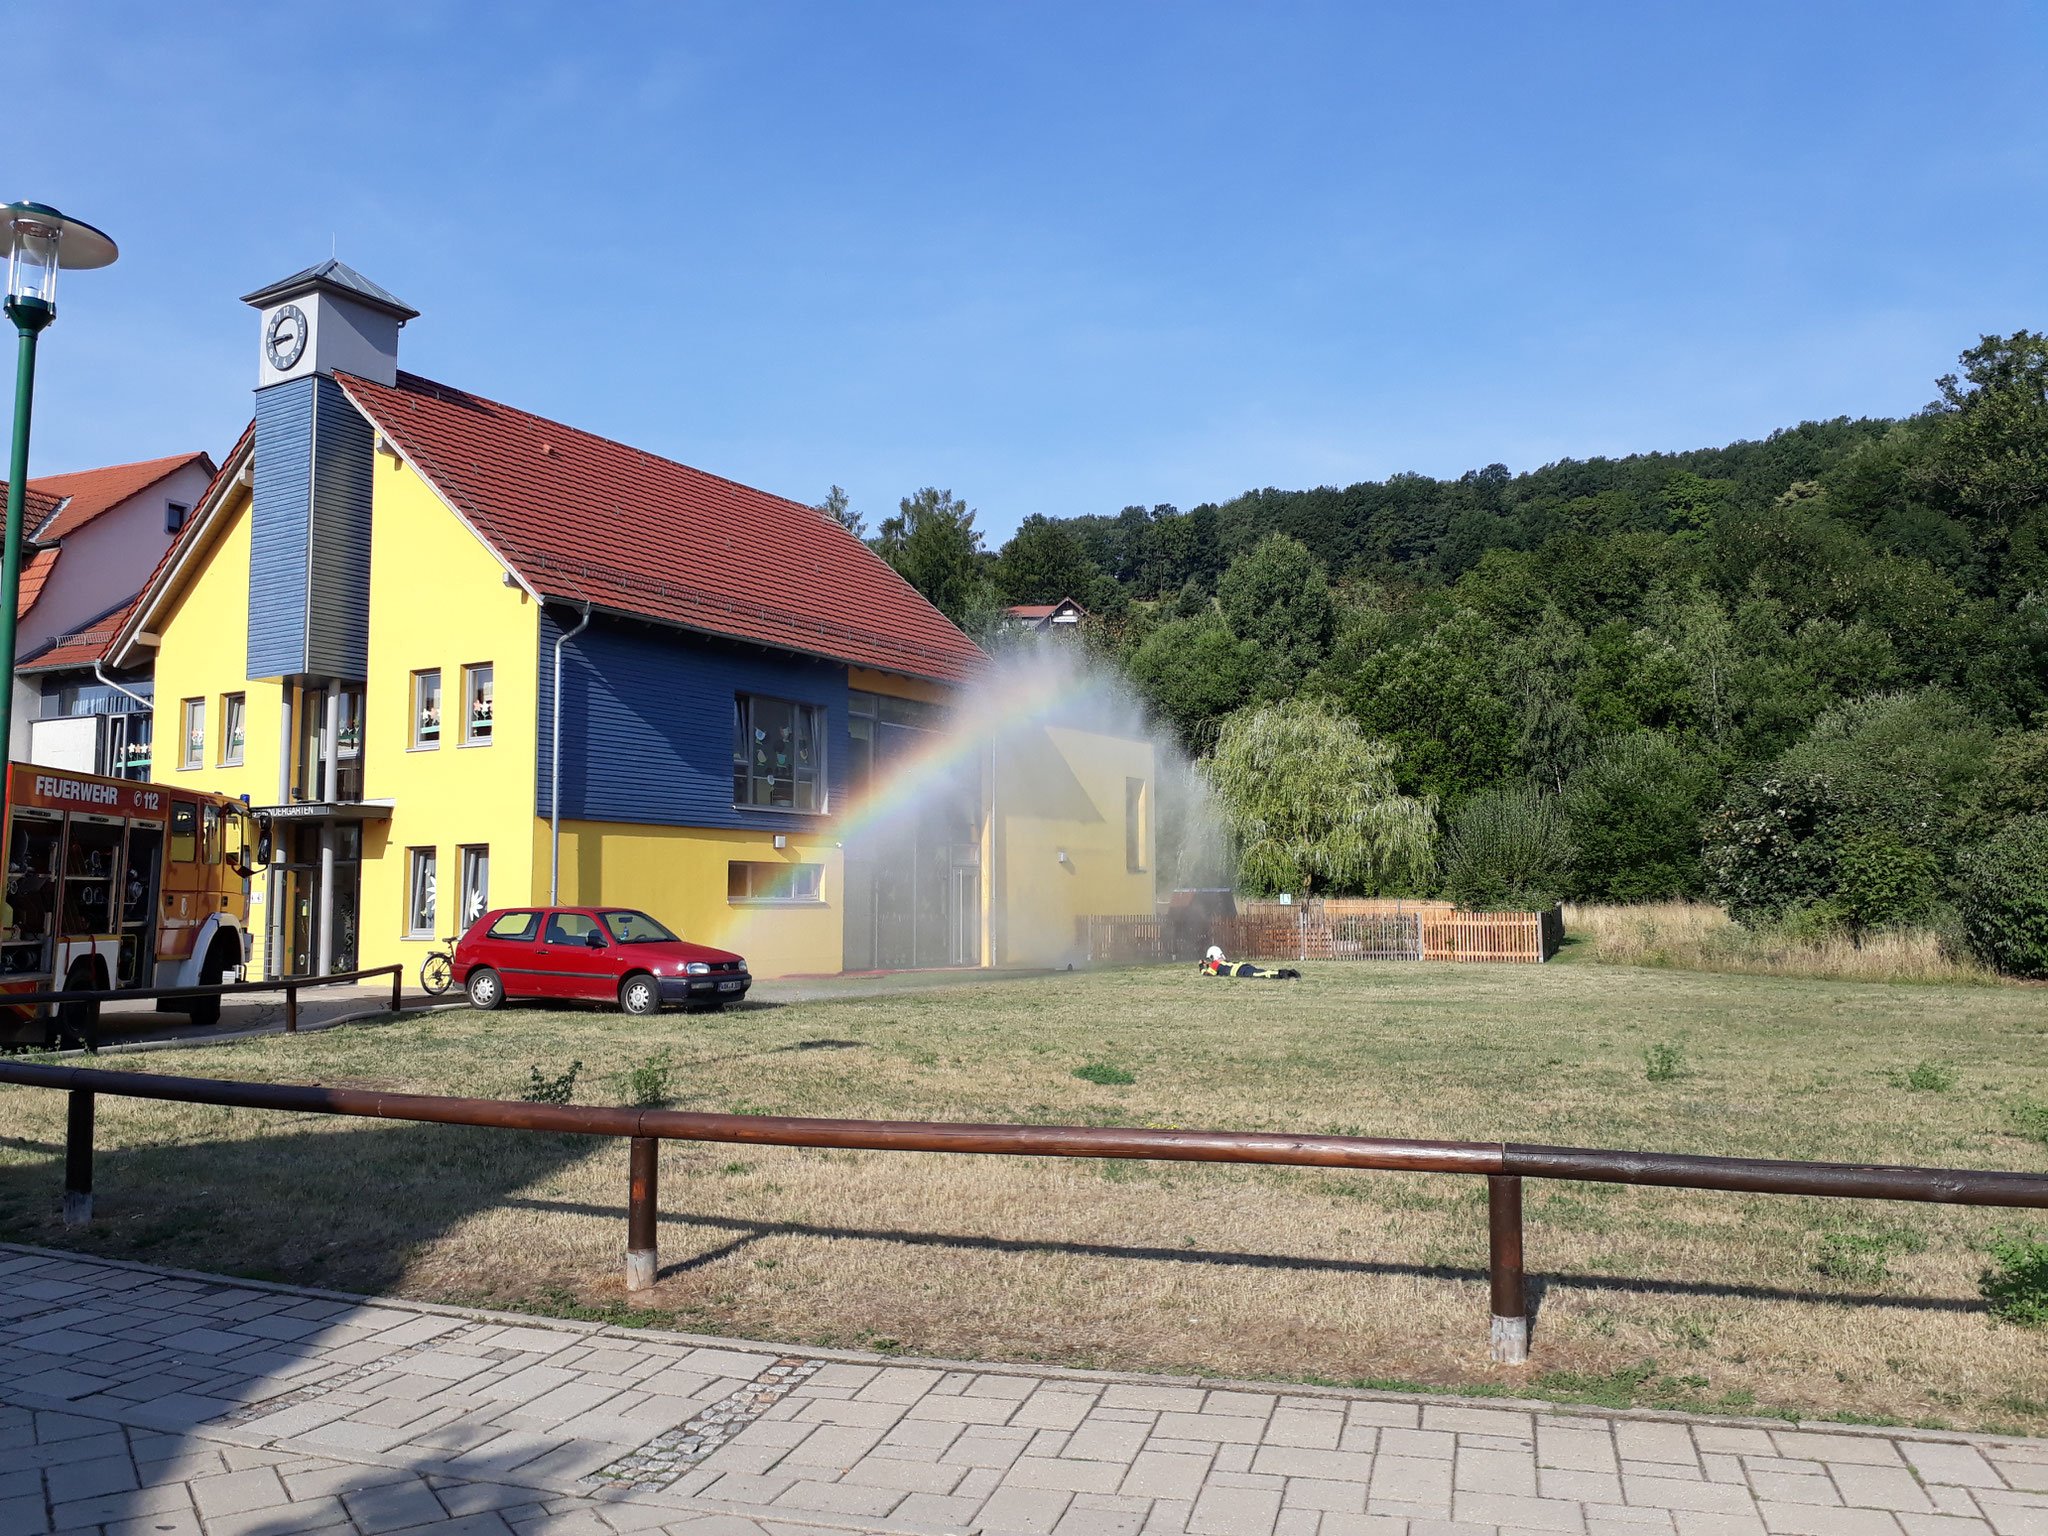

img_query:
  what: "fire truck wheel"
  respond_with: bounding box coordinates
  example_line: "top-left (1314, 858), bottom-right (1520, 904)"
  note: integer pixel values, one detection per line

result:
top-left (467, 967), bottom-right (504, 1010)
top-left (182, 937), bottom-right (237, 1028)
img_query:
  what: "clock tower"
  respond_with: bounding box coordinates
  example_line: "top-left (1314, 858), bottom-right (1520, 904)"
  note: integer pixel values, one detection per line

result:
top-left (241, 259), bottom-right (416, 389)
top-left (239, 260), bottom-right (418, 684)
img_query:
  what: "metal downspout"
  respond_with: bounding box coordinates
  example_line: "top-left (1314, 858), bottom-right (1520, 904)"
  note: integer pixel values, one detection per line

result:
top-left (316, 685), bottom-right (338, 976)
top-left (549, 604), bottom-right (591, 905)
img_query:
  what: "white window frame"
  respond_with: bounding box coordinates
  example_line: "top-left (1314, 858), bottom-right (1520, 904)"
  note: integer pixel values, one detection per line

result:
top-left (412, 669), bottom-right (442, 750)
top-left (220, 692), bottom-right (246, 767)
top-left (461, 663), bottom-right (493, 745)
top-left (407, 846), bottom-right (438, 938)
top-left (458, 845), bottom-right (489, 932)
top-left (180, 698), bottom-right (204, 770)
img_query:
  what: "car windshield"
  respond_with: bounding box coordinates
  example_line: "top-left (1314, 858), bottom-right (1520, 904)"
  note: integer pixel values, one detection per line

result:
top-left (603, 910), bottom-right (679, 944)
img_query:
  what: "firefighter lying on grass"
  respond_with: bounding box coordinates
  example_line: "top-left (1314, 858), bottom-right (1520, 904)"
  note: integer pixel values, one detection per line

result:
top-left (1200, 945), bottom-right (1301, 980)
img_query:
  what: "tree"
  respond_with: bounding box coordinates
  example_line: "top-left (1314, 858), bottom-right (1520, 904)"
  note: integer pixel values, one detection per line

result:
top-left (1562, 733), bottom-right (1717, 901)
top-left (994, 514), bottom-right (1101, 605)
top-left (1439, 785), bottom-right (1575, 909)
top-left (1217, 533), bottom-right (1335, 686)
top-left (815, 485), bottom-right (865, 540)
top-left (1125, 614), bottom-right (1265, 753)
top-left (1204, 699), bottom-right (1436, 895)
top-left (873, 488), bottom-right (986, 627)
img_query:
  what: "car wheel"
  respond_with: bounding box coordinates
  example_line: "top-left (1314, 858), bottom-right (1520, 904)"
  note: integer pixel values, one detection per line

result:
top-left (467, 967), bottom-right (504, 1011)
top-left (619, 974), bottom-right (662, 1016)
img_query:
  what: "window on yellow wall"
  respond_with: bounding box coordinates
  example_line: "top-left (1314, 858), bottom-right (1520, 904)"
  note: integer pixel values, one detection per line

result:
top-left (408, 848), bottom-right (438, 937)
top-left (462, 663), bottom-right (493, 744)
top-left (728, 861), bottom-right (823, 903)
top-left (220, 693), bottom-right (245, 767)
top-left (180, 699), bottom-right (204, 770)
top-left (1125, 777), bottom-right (1148, 873)
top-left (412, 670), bottom-right (441, 749)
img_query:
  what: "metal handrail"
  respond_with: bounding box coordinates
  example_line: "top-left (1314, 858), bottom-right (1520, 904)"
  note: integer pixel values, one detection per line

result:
top-left (3, 1059), bottom-right (2045, 1363)
top-left (1, 964), bottom-right (406, 1044)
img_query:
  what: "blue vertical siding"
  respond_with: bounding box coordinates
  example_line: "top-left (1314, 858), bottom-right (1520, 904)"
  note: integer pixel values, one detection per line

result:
top-left (535, 609), bottom-right (848, 829)
top-left (247, 376), bottom-right (314, 678)
top-left (305, 376), bottom-right (374, 679)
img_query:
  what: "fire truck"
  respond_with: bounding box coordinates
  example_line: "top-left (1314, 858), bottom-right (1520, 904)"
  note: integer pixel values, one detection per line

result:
top-left (2, 763), bottom-right (263, 1030)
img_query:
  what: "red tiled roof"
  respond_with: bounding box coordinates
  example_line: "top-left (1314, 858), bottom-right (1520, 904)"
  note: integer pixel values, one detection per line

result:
top-left (1008, 604), bottom-right (1058, 619)
top-left (28, 451), bottom-right (214, 541)
top-left (0, 485), bottom-right (65, 547)
top-left (15, 547), bottom-right (58, 619)
top-left (18, 595), bottom-right (138, 672)
top-left (336, 371), bottom-right (985, 684)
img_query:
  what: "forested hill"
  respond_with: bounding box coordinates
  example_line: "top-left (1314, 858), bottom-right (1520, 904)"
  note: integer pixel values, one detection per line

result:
top-left (859, 333), bottom-right (2048, 962)
top-left (1057, 414), bottom-right (1900, 594)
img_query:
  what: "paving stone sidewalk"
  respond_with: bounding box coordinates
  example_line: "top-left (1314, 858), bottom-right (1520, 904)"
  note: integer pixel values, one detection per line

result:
top-left (3, 1246), bottom-right (2047, 1536)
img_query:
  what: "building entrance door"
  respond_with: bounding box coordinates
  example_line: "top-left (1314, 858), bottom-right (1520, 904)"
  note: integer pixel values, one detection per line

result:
top-left (273, 823), bottom-right (361, 977)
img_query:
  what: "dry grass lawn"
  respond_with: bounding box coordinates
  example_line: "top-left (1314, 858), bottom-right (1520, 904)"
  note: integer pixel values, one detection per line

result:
top-left (1562, 901), bottom-right (1998, 984)
top-left (4, 960), bottom-right (2048, 1434)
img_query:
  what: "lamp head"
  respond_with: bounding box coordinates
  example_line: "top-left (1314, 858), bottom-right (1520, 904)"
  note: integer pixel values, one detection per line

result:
top-left (1, 202), bottom-right (117, 321)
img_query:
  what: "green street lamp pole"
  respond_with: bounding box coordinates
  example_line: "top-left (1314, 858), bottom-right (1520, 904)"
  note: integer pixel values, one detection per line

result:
top-left (0, 204), bottom-right (117, 769)
top-left (0, 293), bottom-right (52, 767)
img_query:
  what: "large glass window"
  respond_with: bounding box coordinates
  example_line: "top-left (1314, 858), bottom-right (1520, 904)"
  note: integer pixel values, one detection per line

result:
top-left (458, 845), bottom-right (490, 932)
top-left (463, 664), bottom-right (493, 744)
top-left (220, 693), bottom-right (246, 766)
top-left (728, 861), bottom-right (824, 903)
top-left (169, 801), bottom-right (197, 863)
top-left (407, 847), bottom-right (437, 937)
top-left (731, 695), bottom-right (824, 811)
top-left (180, 698), bottom-right (204, 770)
top-left (412, 669), bottom-right (442, 749)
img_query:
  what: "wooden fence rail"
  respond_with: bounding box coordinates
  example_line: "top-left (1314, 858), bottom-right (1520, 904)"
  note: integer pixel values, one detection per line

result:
top-left (5, 1059), bottom-right (2047, 1366)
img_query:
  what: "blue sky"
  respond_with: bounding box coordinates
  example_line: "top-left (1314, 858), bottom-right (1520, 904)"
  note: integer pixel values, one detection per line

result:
top-left (12, 2), bottom-right (2048, 542)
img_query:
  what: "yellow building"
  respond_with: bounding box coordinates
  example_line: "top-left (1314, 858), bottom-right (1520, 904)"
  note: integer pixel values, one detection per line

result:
top-left (105, 261), bottom-right (1154, 983)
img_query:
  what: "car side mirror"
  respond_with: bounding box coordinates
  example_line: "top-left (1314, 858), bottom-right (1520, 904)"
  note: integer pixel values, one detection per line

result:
top-left (585, 931), bottom-right (606, 949)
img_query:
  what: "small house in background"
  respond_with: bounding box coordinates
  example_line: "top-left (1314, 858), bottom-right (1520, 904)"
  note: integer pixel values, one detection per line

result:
top-left (1004, 597), bottom-right (1089, 634)
top-left (7, 452), bottom-right (218, 773)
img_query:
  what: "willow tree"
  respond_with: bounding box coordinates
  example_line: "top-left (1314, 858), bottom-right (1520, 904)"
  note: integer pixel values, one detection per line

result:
top-left (1205, 699), bottom-right (1436, 895)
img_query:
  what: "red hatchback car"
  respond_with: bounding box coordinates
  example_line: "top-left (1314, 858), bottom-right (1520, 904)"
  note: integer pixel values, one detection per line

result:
top-left (454, 906), bottom-right (752, 1015)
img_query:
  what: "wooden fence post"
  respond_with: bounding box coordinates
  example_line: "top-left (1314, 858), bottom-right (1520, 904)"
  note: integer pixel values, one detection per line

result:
top-left (1488, 1174), bottom-right (1528, 1362)
top-left (63, 1090), bottom-right (94, 1226)
top-left (625, 1136), bottom-right (658, 1291)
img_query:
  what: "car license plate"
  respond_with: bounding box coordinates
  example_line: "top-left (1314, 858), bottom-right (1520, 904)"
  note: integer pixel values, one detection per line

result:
top-left (718, 979), bottom-right (745, 991)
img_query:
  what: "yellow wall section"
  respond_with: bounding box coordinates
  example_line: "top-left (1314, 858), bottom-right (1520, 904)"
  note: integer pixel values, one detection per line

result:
top-left (146, 486), bottom-right (281, 967)
top-left (989, 724), bottom-right (1155, 967)
top-left (357, 453), bottom-right (539, 975)
top-left (537, 819), bottom-right (841, 979)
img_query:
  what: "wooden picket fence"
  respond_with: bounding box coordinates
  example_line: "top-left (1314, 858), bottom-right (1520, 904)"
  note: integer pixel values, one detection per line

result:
top-left (1080, 900), bottom-right (1562, 966)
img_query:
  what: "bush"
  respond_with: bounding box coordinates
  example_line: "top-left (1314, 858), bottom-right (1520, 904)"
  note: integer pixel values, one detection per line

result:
top-left (1701, 774), bottom-right (1842, 923)
top-left (1563, 734), bottom-right (1716, 902)
top-left (625, 1049), bottom-right (674, 1107)
top-left (1835, 834), bottom-right (1941, 932)
top-left (1440, 785), bottom-right (1574, 909)
top-left (1958, 815), bottom-right (2048, 976)
top-left (1981, 1230), bottom-right (2048, 1326)
top-left (522, 1060), bottom-right (582, 1105)
top-left (1643, 1042), bottom-right (1685, 1081)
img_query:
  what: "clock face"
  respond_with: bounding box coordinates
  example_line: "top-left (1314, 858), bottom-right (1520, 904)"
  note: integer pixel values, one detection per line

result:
top-left (265, 303), bottom-right (309, 372)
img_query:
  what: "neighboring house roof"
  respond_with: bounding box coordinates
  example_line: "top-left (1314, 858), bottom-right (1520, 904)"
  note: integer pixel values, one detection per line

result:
top-left (18, 595), bottom-right (140, 673)
top-left (15, 547), bottom-right (58, 619)
top-left (336, 370), bottom-right (985, 684)
top-left (240, 259), bottom-right (420, 322)
top-left (1006, 597), bottom-right (1089, 629)
top-left (27, 451), bottom-right (215, 541)
top-left (107, 426), bottom-right (254, 666)
top-left (0, 485), bottom-right (66, 549)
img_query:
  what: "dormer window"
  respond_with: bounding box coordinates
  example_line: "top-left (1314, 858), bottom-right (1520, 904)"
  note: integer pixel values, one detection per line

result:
top-left (165, 500), bottom-right (189, 534)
